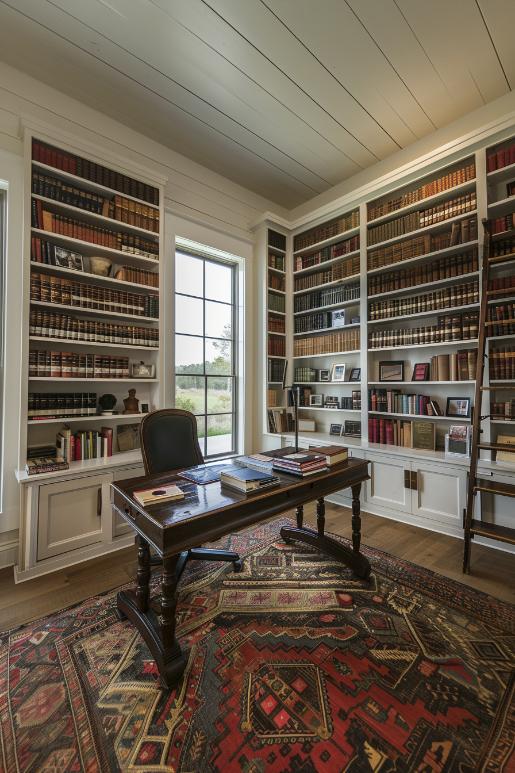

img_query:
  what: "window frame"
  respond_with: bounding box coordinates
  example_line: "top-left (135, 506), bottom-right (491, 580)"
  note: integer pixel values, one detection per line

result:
top-left (174, 245), bottom-right (239, 460)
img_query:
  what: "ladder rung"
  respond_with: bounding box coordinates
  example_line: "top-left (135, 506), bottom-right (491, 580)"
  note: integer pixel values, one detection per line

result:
top-left (480, 385), bottom-right (515, 391)
top-left (485, 319), bottom-right (515, 327)
top-left (474, 479), bottom-right (515, 498)
top-left (468, 519), bottom-right (515, 545)
top-left (477, 442), bottom-right (515, 451)
top-left (488, 252), bottom-right (515, 266)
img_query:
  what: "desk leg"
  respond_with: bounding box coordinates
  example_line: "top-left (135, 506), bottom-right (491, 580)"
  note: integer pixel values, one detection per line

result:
top-left (136, 536), bottom-right (151, 612)
top-left (280, 482), bottom-right (370, 579)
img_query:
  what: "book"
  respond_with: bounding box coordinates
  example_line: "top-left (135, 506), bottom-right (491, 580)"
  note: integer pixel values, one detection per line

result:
top-left (309, 445), bottom-right (348, 465)
top-left (25, 457), bottom-right (69, 475)
top-left (220, 467), bottom-right (280, 493)
top-left (178, 463), bottom-right (240, 485)
top-left (411, 421), bottom-right (436, 451)
top-left (272, 452), bottom-right (327, 477)
top-left (495, 435), bottom-right (515, 463)
top-left (133, 483), bottom-right (185, 506)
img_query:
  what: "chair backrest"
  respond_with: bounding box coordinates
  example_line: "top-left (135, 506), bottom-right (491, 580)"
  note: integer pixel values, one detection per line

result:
top-left (140, 409), bottom-right (204, 476)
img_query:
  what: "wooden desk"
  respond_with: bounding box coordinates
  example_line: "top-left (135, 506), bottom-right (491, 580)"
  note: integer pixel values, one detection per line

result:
top-left (111, 458), bottom-right (370, 687)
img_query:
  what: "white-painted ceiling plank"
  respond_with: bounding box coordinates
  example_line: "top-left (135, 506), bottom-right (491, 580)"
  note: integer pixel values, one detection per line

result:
top-left (477, 0), bottom-right (515, 89)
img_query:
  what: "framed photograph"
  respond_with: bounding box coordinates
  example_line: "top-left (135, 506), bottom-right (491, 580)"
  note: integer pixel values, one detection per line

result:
top-left (331, 309), bottom-right (346, 328)
top-left (331, 363), bottom-right (346, 382)
top-left (412, 420), bottom-right (436, 451)
top-left (329, 423), bottom-right (343, 436)
top-left (131, 362), bottom-right (156, 379)
top-left (309, 394), bottom-right (323, 407)
top-left (324, 396), bottom-right (339, 409)
top-left (412, 363), bottom-right (430, 381)
top-left (446, 397), bottom-right (471, 418)
top-left (349, 367), bottom-right (361, 382)
top-left (319, 369), bottom-right (330, 382)
top-left (445, 425), bottom-right (471, 458)
top-left (53, 246), bottom-right (84, 271)
top-left (344, 420), bottom-right (361, 437)
top-left (379, 361), bottom-right (404, 382)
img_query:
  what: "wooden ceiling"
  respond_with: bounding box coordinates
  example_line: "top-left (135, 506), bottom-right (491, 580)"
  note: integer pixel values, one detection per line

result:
top-left (0, 0), bottom-right (513, 207)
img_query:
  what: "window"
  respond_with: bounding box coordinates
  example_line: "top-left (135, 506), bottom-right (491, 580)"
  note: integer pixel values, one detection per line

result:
top-left (174, 247), bottom-right (237, 459)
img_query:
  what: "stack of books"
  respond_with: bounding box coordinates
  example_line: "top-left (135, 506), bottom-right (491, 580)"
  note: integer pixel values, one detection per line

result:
top-left (309, 445), bottom-right (348, 465)
top-left (220, 467), bottom-right (280, 494)
top-left (25, 445), bottom-right (69, 475)
top-left (271, 451), bottom-right (327, 477)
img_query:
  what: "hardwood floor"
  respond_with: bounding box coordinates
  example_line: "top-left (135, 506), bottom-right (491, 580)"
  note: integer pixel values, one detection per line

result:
top-left (0, 504), bottom-right (513, 631)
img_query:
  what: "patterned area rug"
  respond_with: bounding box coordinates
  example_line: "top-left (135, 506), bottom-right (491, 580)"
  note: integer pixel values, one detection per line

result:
top-left (1, 518), bottom-right (514, 772)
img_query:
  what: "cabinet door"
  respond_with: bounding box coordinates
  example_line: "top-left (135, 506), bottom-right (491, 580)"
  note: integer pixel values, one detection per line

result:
top-left (37, 473), bottom-right (111, 560)
top-left (365, 453), bottom-right (411, 513)
top-left (411, 462), bottom-right (466, 528)
top-left (112, 466), bottom-right (144, 537)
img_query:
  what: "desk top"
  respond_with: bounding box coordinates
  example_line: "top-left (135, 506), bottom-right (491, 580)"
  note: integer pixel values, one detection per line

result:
top-left (111, 457), bottom-right (369, 556)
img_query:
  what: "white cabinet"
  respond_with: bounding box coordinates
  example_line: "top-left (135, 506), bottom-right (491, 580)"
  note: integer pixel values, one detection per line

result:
top-left (112, 466), bottom-right (144, 537)
top-left (411, 462), bottom-right (466, 529)
top-left (37, 473), bottom-right (111, 560)
top-left (365, 453), bottom-right (411, 513)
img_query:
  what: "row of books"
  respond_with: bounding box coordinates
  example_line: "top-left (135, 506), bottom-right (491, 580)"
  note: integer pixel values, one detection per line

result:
top-left (32, 139), bottom-right (159, 205)
top-left (491, 236), bottom-right (515, 258)
top-left (29, 310), bottom-right (159, 347)
top-left (30, 273), bottom-right (159, 317)
top-left (268, 314), bottom-right (285, 334)
top-left (268, 253), bottom-right (285, 271)
top-left (368, 281), bottom-right (479, 320)
top-left (367, 217), bottom-right (478, 270)
top-left (56, 426), bottom-right (114, 463)
top-left (294, 211), bottom-right (359, 252)
top-left (294, 329), bottom-right (360, 357)
top-left (268, 292), bottom-right (285, 313)
top-left (294, 254), bottom-right (360, 293)
top-left (299, 393), bottom-right (360, 410)
top-left (294, 310), bottom-right (334, 333)
top-left (294, 367), bottom-right (318, 382)
top-left (28, 392), bottom-right (97, 420)
top-left (111, 194), bottom-right (159, 232)
top-left (268, 273), bottom-right (285, 291)
top-left (487, 302), bottom-right (515, 337)
top-left (367, 193), bottom-right (477, 246)
top-left (491, 400), bottom-right (515, 420)
top-left (268, 358), bottom-right (286, 382)
top-left (486, 143), bottom-right (515, 172)
top-left (271, 452), bottom-right (327, 477)
top-left (489, 276), bottom-right (515, 296)
top-left (368, 312), bottom-right (479, 349)
top-left (268, 230), bottom-right (286, 251)
top-left (369, 390), bottom-right (444, 417)
top-left (429, 350), bottom-right (477, 381)
top-left (32, 201), bottom-right (159, 258)
top-left (267, 408), bottom-right (294, 433)
top-left (368, 249), bottom-right (478, 297)
top-left (267, 388), bottom-right (282, 407)
top-left (368, 417), bottom-right (413, 447)
top-left (490, 347), bottom-right (515, 380)
top-left (268, 336), bottom-right (286, 356)
top-left (294, 283), bottom-right (360, 314)
top-left (29, 351), bottom-right (130, 379)
top-left (367, 161), bottom-right (475, 221)
top-left (491, 214), bottom-right (515, 236)
top-left (293, 235), bottom-right (359, 273)
top-left (30, 237), bottom-right (160, 290)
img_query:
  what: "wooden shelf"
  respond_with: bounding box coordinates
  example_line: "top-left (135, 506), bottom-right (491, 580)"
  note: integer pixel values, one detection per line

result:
top-left (294, 349), bottom-right (359, 360)
top-left (28, 414), bottom-right (144, 425)
top-left (487, 294), bottom-right (515, 305)
top-left (294, 296), bottom-right (360, 316)
top-left (298, 406), bottom-right (360, 413)
top-left (469, 519), bottom-right (515, 545)
top-left (369, 410), bottom-right (470, 422)
top-left (368, 380), bottom-right (475, 386)
top-left (368, 271), bottom-right (479, 301)
top-left (293, 225), bottom-right (359, 256)
top-left (368, 303), bottom-right (479, 325)
top-left (16, 448), bottom-right (143, 483)
top-left (267, 266), bottom-right (286, 275)
top-left (367, 210), bottom-right (477, 251)
top-left (294, 272), bottom-right (360, 296)
top-left (487, 161), bottom-right (515, 184)
top-left (369, 339), bottom-right (478, 352)
top-left (267, 245), bottom-right (286, 255)
top-left (267, 330), bottom-right (286, 336)
top-left (31, 228), bottom-right (159, 269)
top-left (488, 252), bottom-right (515, 266)
top-left (367, 179), bottom-right (476, 226)
top-left (32, 194), bottom-right (158, 240)
top-left (474, 479), bottom-right (515, 498)
top-left (294, 249), bottom-right (360, 276)
top-left (486, 195), bottom-right (515, 218)
top-left (30, 299), bottom-right (158, 323)
top-left (294, 381), bottom-right (361, 385)
top-left (32, 160), bottom-right (159, 210)
top-left (367, 240), bottom-right (478, 276)
top-left (30, 261), bottom-right (158, 290)
top-left (294, 323), bottom-right (360, 337)
top-left (29, 377), bottom-right (158, 383)
top-left (29, 336), bottom-right (158, 351)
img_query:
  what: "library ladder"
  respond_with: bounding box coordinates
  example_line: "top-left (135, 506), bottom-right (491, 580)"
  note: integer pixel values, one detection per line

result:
top-left (463, 219), bottom-right (515, 572)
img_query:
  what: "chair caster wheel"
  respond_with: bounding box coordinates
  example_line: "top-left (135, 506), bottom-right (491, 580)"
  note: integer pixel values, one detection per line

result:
top-left (232, 559), bottom-right (243, 573)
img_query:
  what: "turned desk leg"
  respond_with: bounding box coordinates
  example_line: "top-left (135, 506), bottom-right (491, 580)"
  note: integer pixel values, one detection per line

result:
top-left (296, 504), bottom-right (304, 529)
top-left (136, 536), bottom-right (151, 613)
top-left (159, 555), bottom-right (181, 650)
top-left (316, 498), bottom-right (325, 537)
top-left (351, 482), bottom-right (362, 554)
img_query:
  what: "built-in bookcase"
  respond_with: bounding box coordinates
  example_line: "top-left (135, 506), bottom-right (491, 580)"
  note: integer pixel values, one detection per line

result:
top-left (266, 229), bottom-right (288, 433)
top-left (17, 133), bottom-right (165, 480)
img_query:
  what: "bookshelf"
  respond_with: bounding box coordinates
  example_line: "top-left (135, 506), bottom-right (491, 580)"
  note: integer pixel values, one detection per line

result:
top-left (266, 229), bottom-right (289, 432)
top-left (20, 134), bottom-right (164, 478)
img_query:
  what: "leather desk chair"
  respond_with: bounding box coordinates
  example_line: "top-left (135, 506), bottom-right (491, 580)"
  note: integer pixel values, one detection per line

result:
top-left (140, 408), bottom-right (242, 573)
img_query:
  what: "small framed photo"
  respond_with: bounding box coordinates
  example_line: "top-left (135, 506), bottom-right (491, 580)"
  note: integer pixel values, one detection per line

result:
top-left (412, 363), bottom-right (430, 381)
top-left (329, 423), bottom-right (343, 436)
top-left (331, 309), bottom-right (346, 328)
top-left (446, 397), bottom-right (471, 418)
top-left (53, 246), bottom-right (84, 271)
top-left (331, 363), bottom-right (346, 382)
top-left (131, 362), bottom-right (156, 379)
top-left (379, 361), bottom-right (404, 382)
top-left (349, 367), bottom-right (361, 382)
top-left (445, 425), bottom-right (471, 458)
top-left (309, 394), bottom-right (323, 407)
top-left (318, 369), bottom-right (330, 382)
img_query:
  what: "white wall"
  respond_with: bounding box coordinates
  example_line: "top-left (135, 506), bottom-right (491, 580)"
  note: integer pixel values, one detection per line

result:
top-left (0, 61), bottom-right (278, 558)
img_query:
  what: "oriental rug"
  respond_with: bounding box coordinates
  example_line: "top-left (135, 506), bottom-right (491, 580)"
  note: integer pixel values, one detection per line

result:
top-left (0, 518), bottom-right (514, 772)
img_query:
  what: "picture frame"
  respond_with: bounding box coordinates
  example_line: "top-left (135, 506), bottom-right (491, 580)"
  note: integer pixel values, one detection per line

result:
top-left (446, 397), bottom-right (471, 418)
top-left (318, 369), bottom-right (330, 382)
top-left (329, 423), bottom-right (343, 436)
top-left (331, 309), bottom-right (346, 328)
top-left (309, 394), bottom-right (323, 407)
top-left (131, 362), bottom-right (156, 379)
top-left (379, 361), bottom-right (404, 382)
top-left (445, 425), bottom-right (471, 458)
top-left (349, 367), bottom-right (361, 382)
top-left (331, 363), bottom-right (346, 382)
top-left (412, 363), bottom-right (430, 381)
top-left (412, 420), bottom-right (436, 451)
top-left (53, 245), bottom-right (84, 272)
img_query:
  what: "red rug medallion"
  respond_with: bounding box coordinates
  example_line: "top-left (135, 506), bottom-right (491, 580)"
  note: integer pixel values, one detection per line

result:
top-left (1, 518), bottom-right (513, 771)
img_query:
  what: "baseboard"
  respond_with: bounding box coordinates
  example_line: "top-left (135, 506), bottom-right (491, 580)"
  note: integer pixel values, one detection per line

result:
top-left (0, 534), bottom-right (19, 569)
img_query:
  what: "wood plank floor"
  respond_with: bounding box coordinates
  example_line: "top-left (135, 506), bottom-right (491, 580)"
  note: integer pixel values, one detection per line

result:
top-left (0, 505), bottom-right (513, 631)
